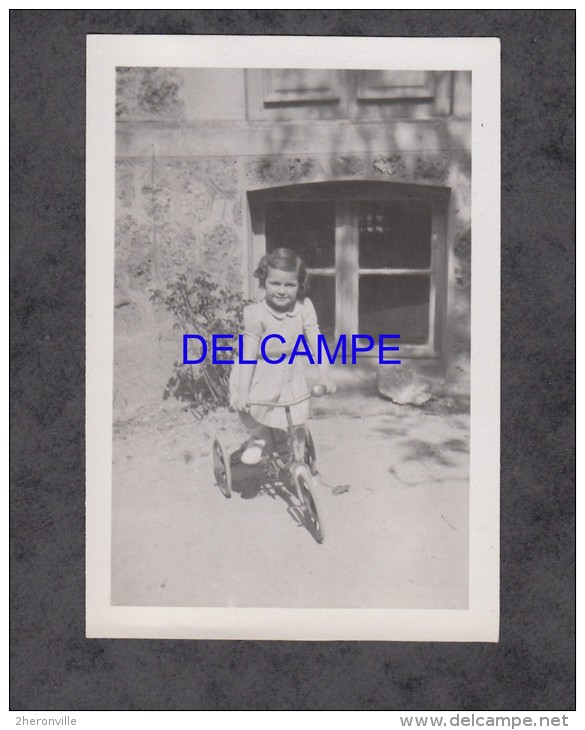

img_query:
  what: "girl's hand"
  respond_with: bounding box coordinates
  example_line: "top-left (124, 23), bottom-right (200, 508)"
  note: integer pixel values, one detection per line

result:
top-left (319, 377), bottom-right (337, 395)
top-left (231, 393), bottom-right (250, 412)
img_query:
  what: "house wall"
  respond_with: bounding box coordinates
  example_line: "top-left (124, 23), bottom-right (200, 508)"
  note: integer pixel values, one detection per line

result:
top-left (114, 68), bottom-right (471, 417)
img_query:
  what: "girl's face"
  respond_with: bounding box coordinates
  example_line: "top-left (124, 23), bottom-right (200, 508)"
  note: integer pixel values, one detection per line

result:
top-left (264, 267), bottom-right (299, 311)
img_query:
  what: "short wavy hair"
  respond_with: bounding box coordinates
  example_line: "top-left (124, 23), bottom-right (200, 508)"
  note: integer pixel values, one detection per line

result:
top-left (253, 248), bottom-right (309, 299)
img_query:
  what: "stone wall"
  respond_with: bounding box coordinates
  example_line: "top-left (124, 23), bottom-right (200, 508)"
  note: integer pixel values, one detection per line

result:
top-left (115, 158), bottom-right (242, 293)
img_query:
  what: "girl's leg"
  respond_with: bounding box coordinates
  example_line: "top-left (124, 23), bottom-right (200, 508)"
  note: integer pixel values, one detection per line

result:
top-left (238, 411), bottom-right (269, 439)
top-left (238, 412), bottom-right (269, 465)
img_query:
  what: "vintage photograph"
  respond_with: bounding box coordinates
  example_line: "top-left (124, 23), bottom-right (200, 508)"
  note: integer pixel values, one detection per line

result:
top-left (86, 37), bottom-right (499, 640)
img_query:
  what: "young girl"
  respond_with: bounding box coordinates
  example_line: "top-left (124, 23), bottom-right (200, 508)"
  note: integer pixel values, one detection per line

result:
top-left (230, 248), bottom-right (336, 464)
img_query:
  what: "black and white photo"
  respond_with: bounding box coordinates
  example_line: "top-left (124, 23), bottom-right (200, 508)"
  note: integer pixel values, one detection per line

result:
top-left (86, 36), bottom-right (500, 640)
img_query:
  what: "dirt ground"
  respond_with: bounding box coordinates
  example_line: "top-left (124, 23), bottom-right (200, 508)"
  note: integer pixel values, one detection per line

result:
top-left (111, 370), bottom-right (469, 610)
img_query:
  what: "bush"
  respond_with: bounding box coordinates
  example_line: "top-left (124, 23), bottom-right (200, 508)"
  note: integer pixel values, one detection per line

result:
top-left (151, 273), bottom-right (251, 416)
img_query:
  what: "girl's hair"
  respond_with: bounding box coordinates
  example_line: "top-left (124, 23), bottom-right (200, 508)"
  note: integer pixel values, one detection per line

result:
top-left (254, 248), bottom-right (309, 299)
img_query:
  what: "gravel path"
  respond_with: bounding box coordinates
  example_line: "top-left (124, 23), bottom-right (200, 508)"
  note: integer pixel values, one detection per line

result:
top-left (111, 387), bottom-right (469, 609)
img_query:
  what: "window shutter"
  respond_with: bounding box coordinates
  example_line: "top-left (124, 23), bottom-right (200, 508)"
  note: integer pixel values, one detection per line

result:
top-left (356, 70), bottom-right (435, 101)
top-left (263, 69), bottom-right (340, 105)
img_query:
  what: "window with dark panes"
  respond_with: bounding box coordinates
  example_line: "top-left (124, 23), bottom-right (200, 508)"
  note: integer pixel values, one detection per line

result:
top-left (252, 183), bottom-right (448, 357)
top-left (357, 200), bottom-right (433, 346)
top-left (265, 201), bottom-right (337, 341)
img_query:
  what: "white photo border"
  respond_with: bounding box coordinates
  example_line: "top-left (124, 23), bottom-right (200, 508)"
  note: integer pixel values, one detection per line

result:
top-left (86, 35), bottom-right (500, 641)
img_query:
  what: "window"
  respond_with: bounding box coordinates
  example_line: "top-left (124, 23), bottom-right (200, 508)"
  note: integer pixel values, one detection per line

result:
top-left (248, 182), bottom-right (449, 357)
top-left (246, 70), bottom-right (453, 121)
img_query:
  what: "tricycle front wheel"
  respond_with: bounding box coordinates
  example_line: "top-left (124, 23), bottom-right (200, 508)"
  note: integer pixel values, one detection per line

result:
top-left (304, 427), bottom-right (317, 475)
top-left (292, 463), bottom-right (325, 544)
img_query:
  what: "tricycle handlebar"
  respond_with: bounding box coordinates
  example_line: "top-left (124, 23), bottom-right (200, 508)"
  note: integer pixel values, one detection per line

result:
top-left (247, 393), bottom-right (312, 409)
top-left (247, 384), bottom-right (327, 409)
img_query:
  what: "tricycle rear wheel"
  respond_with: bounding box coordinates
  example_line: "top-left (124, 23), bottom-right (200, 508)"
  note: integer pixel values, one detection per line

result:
top-left (213, 435), bottom-right (232, 498)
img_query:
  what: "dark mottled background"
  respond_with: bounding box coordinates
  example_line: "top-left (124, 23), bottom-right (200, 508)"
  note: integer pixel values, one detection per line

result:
top-left (10, 10), bottom-right (575, 711)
